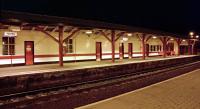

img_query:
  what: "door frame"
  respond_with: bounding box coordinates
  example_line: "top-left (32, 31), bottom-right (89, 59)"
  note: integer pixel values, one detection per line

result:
top-left (128, 43), bottom-right (133, 59)
top-left (96, 42), bottom-right (102, 61)
top-left (146, 44), bottom-right (149, 57)
top-left (180, 45), bottom-right (188, 55)
top-left (119, 43), bottom-right (124, 59)
top-left (24, 41), bottom-right (34, 65)
top-left (167, 42), bottom-right (175, 55)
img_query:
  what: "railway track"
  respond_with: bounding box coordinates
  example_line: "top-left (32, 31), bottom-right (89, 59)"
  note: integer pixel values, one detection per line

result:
top-left (0, 60), bottom-right (200, 109)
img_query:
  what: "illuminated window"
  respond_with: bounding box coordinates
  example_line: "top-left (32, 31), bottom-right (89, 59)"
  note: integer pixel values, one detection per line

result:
top-left (65, 39), bottom-right (73, 53)
top-left (2, 37), bottom-right (15, 55)
top-left (150, 45), bottom-right (161, 52)
top-left (157, 45), bottom-right (162, 51)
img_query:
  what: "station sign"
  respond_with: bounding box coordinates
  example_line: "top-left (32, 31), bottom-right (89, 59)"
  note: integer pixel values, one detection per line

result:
top-left (3, 32), bottom-right (17, 37)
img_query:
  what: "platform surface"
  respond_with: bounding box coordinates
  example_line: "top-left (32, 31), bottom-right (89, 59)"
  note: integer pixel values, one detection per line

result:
top-left (0, 55), bottom-right (195, 77)
top-left (77, 69), bottom-right (200, 109)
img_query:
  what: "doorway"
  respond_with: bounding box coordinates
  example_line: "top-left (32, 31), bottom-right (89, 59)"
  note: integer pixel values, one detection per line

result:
top-left (119, 43), bottom-right (124, 59)
top-left (96, 42), bottom-right (102, 61)
top-left (167, 42), bottom-right (174, 55)
top-left (180, 45), bottom-right (188, 55)
top-left (146, 44), bottom-right (149, 57)
top-left (25, 41), bottom-right (34, 65)
top-left (128, 43), bottom-right (133, 58)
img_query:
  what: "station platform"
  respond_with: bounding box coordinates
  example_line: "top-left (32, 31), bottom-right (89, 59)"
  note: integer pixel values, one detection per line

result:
top-left (0, 55), bottom-right (195, 77)
top-left (0, 55), bottom-right (199, 96)
top-left (77, 69), bottom-right (200, 109)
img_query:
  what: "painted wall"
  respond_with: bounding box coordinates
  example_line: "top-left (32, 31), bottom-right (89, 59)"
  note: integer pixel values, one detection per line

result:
top-left (0, 29), bottom-right (181, 65)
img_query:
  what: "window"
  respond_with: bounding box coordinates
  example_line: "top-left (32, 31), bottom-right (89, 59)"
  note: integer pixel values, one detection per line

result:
top-left (157, 45), bottom-right (162, 51)
top-left (65, 39), bottom-right (73, 53)
top-left (150, 45), bottom-right (153, 52)
top-left (2, 37), bottom-right (15, 55)
top-left (150, 45), bottom-right (161, 52)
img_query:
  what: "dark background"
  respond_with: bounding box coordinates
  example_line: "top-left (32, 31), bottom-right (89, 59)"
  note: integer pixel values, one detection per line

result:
top-left (1, 0), bottom-right (200, 37)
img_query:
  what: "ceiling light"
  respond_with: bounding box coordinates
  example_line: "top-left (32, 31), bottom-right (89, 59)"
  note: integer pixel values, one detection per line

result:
top-left (152, 36), bottom-right (157, 39)
top-left (85, 30), bottom-right (92, 34)
top-left (9, 26), bottom-right (21, 32)
top-left (127, 33), bottom-right (132, 36)
top-left (122, 36), bottom-right (128, 41)
top-left (8, 18), bottom-right (21, 23)
top-left (11, 28), bottom-right (21, 32)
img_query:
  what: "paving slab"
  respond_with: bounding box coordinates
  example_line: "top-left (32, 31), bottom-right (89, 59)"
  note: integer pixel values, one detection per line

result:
top-left (77, 69), bottom-right (200, 109)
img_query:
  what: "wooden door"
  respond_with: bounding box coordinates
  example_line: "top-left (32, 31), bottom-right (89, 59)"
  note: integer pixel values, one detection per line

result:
top-left (128, 43), bottom-right (133, 58)
top-left (146, 44), bottom-right (149, 57)
top-left (25, 41), bottom-right (34, 65)
top-left (96, 42), bottom-right (102, 61)
top-left (119, 43), bottom-right (124, 59)
top-left (168, 43), bottom-right (174, 55)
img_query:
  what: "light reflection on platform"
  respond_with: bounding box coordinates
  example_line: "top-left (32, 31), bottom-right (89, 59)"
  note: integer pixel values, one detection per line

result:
top-left (0, 55), bottom-right (196, 77)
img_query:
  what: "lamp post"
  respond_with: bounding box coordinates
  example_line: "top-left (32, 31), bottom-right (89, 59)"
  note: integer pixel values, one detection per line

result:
top-left (189, 32), bottom-right (199, 55)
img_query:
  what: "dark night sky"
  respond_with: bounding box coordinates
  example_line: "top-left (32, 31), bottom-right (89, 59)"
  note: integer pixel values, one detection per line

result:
top-left (1, 0), bottom-right (200, 36)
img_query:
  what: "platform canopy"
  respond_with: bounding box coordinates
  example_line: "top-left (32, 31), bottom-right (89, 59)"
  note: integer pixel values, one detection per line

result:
top-left (0, 10), bottom-right (185, 38)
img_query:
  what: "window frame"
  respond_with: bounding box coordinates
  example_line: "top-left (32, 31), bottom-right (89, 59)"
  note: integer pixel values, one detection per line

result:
top-left (65, 39), bottom-right (73, 53)
top-left (150, 45), bottom-right (161, 52)
top-left (2, 37), bottom-right (15, 55)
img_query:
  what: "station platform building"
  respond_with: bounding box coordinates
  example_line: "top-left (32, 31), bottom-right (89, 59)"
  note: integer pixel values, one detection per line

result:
top-left (0, 11), bottom-right (198, 66)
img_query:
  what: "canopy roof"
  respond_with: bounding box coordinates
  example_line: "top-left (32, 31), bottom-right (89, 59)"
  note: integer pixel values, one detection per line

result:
top-left (1, 10), bottom-right (185, 38)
